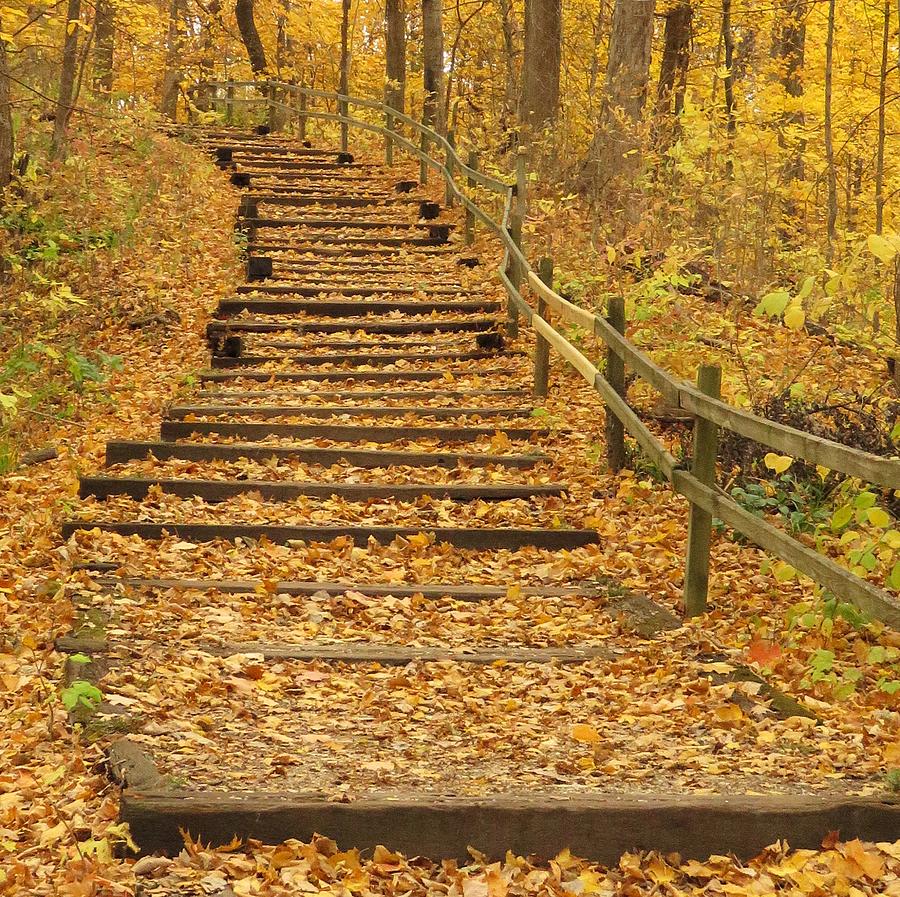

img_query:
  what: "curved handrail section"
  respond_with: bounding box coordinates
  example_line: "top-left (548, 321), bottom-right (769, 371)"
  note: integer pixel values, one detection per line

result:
top-left (197, 79), bottom-right (900, 628)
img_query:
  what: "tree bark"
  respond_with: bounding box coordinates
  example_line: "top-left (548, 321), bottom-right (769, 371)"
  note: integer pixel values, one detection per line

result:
top-left (771, 0), bottom-right (805, 184)
top-left (422, 0), bottom-right (446, 133)
top-left (583, 0), bottom-right (655, 192)
top-left (92, 0), bottom-right (114, 96)
top-left (721, 0), bottom-right (736, 178)
top-left (656, 0), bottom-right (691, 118)
top-left (0, 19), bottom-right (12, 196)
top-left (160, 0), bottom-right (183, 119)
top-left (385, 0), bottom-right (406, 113)
top-left (876, 0), bottom-right (889, 234)
top-left (497, 0), bottom-right (520, 133)
top-left (824, 0), bottom-right (837, 260)
top-left (520, 0), bottom-right (561, 132)
top-left (51, 0), bottom-right (82, 160)
top-left (236, 0), bottom-right (267, 74)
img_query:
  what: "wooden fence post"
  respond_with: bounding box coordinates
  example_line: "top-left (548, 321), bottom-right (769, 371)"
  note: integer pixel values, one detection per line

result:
top-left (605, 296), bottom-right (627, 472)
top-left (267, 81), bottom-right (276, 131)
top-left (505, 146), bottom-right (528, 339)
top-left (225, 83), bottom-right (234, 125)
top-left (298, 87), bottom-right (307, 140)
top-left (445, 131), bottom-right (455, 208)
top-left (419, 130), bottom-right (428, 185)
top-left (385, 108), bottom-right (394, 165)
top-left (683, 364), bottom-right (722, 617)
top-left (534, 257), bottom-right (552, 397)
top-left (465, 150), bottom-right (478, 246)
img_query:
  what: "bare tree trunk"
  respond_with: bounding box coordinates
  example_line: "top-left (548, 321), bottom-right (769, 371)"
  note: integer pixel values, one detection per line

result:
top-left (385, 0), bottom-right (406, 112)
top-left (339, 0), bottom-right (350, 147)
top-left (876, 0), bottom-right (889, 233)
top-left (520, 0), bottom-right (561, 133)
top-left (92, 0), bottom-right (114, 96)
top-left (196, 0), bottom-right (221, 111)
top-left (657, 0), bottom-right (691, 117)
top-left (422, 0), bottom-right (446, 133)
top-left (236, 0), bottom-right (268, 74)
top-left (51, 0), bottom-right (82, 160)
top-left (772, 0), bottom-right (805, 185)
top-left (0, 17), bottom-right (12, 196)
top-left (583, 0), bottom-right (655, 193)
top-left (160, 0), bottom-right (183, 119)
top-left (721, 0), bottom-right (736, 178)
top-left (824, 0), bottom-right (837, 260)
top-left (497, 0), bottom-right (520, 133)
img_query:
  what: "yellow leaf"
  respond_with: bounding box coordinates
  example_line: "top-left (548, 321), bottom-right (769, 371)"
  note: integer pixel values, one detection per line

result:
top-left (714, 703), bottom-right (743, 723)
top-left (774, 563), bottom-right (797, 582)
top-left (867, 508), bottom-right (890, 528)
top-left (571, 723), bottom-right (602, 744)
top-left (606, 245), bottom-right (616, 264)
top-left (764, 453), bottom-right (793, 474)
top-left (867, 233), bottom-right (898, 264)
top-left (885, 741), bottom-right (900, 764)
top-left (783, 304), bottom-right (805, 330)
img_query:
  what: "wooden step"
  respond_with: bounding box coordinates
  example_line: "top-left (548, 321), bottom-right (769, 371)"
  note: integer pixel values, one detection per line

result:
top-left (198, 369), bottom-right (518, 383)
top-left (60, 520), bottom-right (598, 549)
top-left (209, 350), bottom-right (509, 368)
top-left (191, 388), bottom-right (529, 401)
top-left (215, 299), bottom-right (501, 316)
top-left (105, 440), bottom-right (549, 468)
top-left (248, 218), bottom-right (447, 231)
top-left (158, 420), bottom-right (547, 442)
top-left (246, 245), bottom-right (453, 257)
top-left (249, 195), bottom-right (414, 207)
top-left (207, 319), bottom-right (497, 335)
top-left (168, 405), bottom-right (531, 420)
top-left (234, 285), bottom-right (469, 297)
top-left (79, 477), bottom-right (565, 502)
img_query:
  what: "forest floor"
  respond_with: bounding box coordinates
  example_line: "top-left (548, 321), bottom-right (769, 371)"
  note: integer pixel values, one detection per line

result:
top-left (0, 119), bottom-right (898, 896)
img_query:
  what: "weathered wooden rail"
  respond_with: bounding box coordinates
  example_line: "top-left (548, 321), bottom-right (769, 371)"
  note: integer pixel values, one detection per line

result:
top-left (202, 79), bottom-right (900, 628)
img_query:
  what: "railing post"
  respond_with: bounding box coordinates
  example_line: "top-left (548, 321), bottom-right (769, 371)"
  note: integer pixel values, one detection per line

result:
top-left (445, 130), bottom-right (455, 208)
top-left (385, 108), bottom-right (394, 165)
top-left (298, 87), bottom-right (308, 140)
top-left (683, 364), bottom-right (722, 618)
top-left (505, 146), bottom-right (527, 339)
top-left (225, 83), bottom-right (234, 125)
top-left (419, 130), bottom-right (428, 185)
top-left (534, 257), bottom-right (552, 397)
top-left (465, 150), bottom-right (478, 246)
top-left (605, 296), bottom-right (627, 472)
top-left (267, 80), bottom-right (276, 131)
top-left (339, 95), bottom-right (349, 152)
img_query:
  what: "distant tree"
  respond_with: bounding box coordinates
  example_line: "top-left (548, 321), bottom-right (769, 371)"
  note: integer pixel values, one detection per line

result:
top-left (92, 0), bottom-right (114, 97)
top-left (656, 0), bottom-right (691, 120)
top-left (236, 0), bottom-right (268, 74)
top-left (422, 0), bottom-right (445, 133)
top-left (385, 0), bottom-right (406, 113)
top-left (51, 0), bottom-right (82, 159)
top-left (520, 0), bottom-right (562, 133)
top-left (0, 24), bottom-right (11, 195)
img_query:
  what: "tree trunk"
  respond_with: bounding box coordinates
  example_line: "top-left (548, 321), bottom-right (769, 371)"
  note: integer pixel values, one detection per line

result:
top-left (92, 0), bottom-right (114, 96)
top-left (236, 0), bottom-right (267, 74)
top-left (51, 0), bottom-right (82, 160)
top-left (196, 0), bottom-right (221, 111)
top-left (583, 0), bottom-right (655, 192)
top-left (520, 0), bottom-right (561, 133)
top-left (721, 0), bottom-right (736, 178)
top-left (0, 17), bottom-right (12, 196)
top-left (772, 0), bottom-right (805, 184)
top-left (656, 0), bottom-right (691, 117)
top-left (876, 0), bottom-right (889, 233)
top-left (160, 0), bottom-right (183, 119)
top-left (385, 0), bottom-right (406, 113)
top-left (422, 0), bottom-right (446, 133)
top-left (824, 0), bottom-right (837, 259)
top-left (497, 0), bottom-right (520, 133)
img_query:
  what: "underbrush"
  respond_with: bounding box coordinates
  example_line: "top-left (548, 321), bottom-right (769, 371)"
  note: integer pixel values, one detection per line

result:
top-left (0, 108), bottom-right (228, 469)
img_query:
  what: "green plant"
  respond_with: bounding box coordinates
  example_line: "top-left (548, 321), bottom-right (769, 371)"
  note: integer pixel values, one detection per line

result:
top-left (731, 472), bottom-right (832, 534)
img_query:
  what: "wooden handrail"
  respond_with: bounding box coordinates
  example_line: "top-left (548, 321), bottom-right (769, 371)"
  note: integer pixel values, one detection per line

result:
top-left (198, 79), bottom-right (900, 628)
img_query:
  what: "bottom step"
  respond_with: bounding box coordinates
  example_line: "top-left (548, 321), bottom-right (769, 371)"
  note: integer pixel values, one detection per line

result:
top-left (121, 786), bottom-right (900, 863)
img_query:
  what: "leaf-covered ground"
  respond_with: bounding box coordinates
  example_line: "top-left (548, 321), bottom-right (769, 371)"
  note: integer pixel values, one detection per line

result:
top-left (0, 126), bottom-right (898, 896)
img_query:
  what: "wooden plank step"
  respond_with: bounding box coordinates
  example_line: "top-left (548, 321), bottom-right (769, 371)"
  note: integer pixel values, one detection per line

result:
top-left (247, 245), bottom-right (453, 257)
top-left (239, 160), bottom-right (375, 170)
top-left (234, 285), bottom-right (469, 297)
top-left (158, 420), bottom-right (548, 442)
top-left (248, 218), bottom-right (446, 231)
top-left (89, 577), bottom-right (596, 600)
top-left (250, 195), bottom-right (413, 207)
top-left (168, 405), bottom-right (531, 420)
top-left (60, 521), bottom-right (598, 549)
top-left (251, 337), bottom-right (471, 350)
top-left (198, 369), bottom-right (518, 384)
top-left (209, 350), bottom-right (509, 368)
top-left (105, 441), bottom-right (548, 468)
top-left (79, 477), bottom-right (565, 502)
top-left (245, 236), bottom-right (448, 247)
top-left (192, 389), bottom-right (530, 401)
top-left (119, 789), bottom-right (900, 864)
top-left (215, 299), bottom-right (501, 316)
top-left (207, 319), bottom-right (497, 335)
